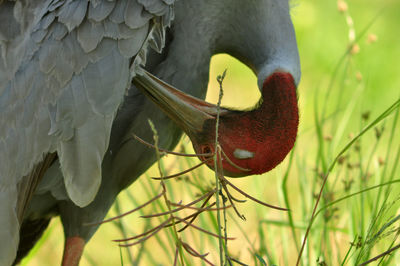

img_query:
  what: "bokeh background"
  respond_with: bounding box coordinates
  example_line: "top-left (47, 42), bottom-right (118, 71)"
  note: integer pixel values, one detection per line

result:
top-left (23, 0), bottom-right (400, 265)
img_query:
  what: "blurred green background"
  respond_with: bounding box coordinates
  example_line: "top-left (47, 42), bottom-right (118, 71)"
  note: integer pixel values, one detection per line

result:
top-left (24, 0), bottom-right (400, 265)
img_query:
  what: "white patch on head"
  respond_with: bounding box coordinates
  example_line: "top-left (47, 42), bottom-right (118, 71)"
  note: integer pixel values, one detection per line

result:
top-left (233, 149), bottom-right (255, 159)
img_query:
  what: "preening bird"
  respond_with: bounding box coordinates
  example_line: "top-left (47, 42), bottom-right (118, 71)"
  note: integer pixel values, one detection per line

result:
top-left (0, 0), bottom-right (300, 265)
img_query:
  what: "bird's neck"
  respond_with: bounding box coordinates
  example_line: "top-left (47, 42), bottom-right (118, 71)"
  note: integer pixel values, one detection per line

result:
top-left (218, 72), bottom-right (299, 175)
top-left (255, 72), bottom-right (298, 141)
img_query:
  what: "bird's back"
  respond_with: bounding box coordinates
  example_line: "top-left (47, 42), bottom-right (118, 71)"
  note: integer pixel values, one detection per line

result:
top-left (0, 1), bottom-right (174, 264)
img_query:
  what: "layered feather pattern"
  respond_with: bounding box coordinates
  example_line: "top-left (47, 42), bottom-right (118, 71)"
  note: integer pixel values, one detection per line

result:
top-left (0, 0), bottom-right (174, 264)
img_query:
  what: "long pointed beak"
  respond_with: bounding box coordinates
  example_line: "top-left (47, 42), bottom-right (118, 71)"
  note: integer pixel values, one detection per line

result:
top-left (133, 69), bottom-right (225, 138)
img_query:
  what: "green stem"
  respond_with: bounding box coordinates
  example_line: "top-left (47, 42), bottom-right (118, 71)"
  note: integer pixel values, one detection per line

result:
top-left (215, 70), bottom-right (227, 265)
top-left (148, 120), bottom-right (185, 265)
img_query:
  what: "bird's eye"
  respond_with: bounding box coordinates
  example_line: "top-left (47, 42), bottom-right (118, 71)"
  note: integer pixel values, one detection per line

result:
top-left (201, 145), bottom-right (212, 155)
top-left (198, 145), bottom-right (214, 162)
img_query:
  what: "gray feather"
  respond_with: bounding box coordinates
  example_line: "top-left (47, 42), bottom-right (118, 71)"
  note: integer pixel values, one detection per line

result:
top-left (38, 40), bottom-right (59, 74)
top-left (90, 0), bottom-right (101, 8)
top-left (62, 31), bottom-right (89, 74)
top-left (69, 76), bottom-right (91, 127)
top-left (88, 0), bottom-right (115, 22)
top-left (51, 46), bottom-right (75, 87)
top-left (37, 12), bottom-right (56, 31)
top-left (139, 0), bottom-right (168, 16)
top-left (48, 0), bottom-right (66, 12)
top-left (162, 0), bottom-right (175, 4)
top-left (134, 47), bottom-right (148, 68)
top-left (124, 0), bottom-right (152, 29)
top-left (118, 23), bottom-right (149, 58)
top-left (51, 22), bottom-right (68, 41)
top-left (87, 38), bottom-right (115, 63)
top-left (58, 0), bottom-right (88, 32)
top-left (148, 23), bottom-right (165, 53)
top-left (102, 18), bottom-right (120, 39)
top-left (0, 186), bottom-right (19, 266)
top-left (82, 46), bottom-right (129, 115)
top-left (56, 88), bottom-right (75, 126)
top-left (31, 28), bottom-right (48, 43)
top-left (0, 0), bottom-right (175, 262)
top-left (109, 0), bottom-right (128, 24)
top-left (58, 114), bottom-right (113, 207)
top-left (34, 160), bottom-right (68, 201)
top-left (77, 19), bottom-right (105, 53)
top-left (162, 5), bottom-right (174, 27)
top-left (22, 84), bottom-right (41, 128)
top-left (0, 1), bottom-right (20, 41)
top-left (118, 22), bottom-right (141, 39)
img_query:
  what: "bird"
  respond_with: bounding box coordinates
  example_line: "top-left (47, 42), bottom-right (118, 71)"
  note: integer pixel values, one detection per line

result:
top-left (0, 0), bottom-right (301, 265)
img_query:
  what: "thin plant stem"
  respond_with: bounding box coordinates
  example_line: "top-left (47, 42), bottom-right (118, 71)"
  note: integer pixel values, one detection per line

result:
top-left (359, 243), bottom-right (400, 265)
top-left (296, 98), bottom-right (400, 265)
top-left (148, 120), bottom-right (185, 265)
top-left (214, 69), bottom-right (227, 265)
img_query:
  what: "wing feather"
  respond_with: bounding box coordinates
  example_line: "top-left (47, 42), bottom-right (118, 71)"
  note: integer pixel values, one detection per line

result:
top-left (87, 37), bottom-right (115, 63)
top-left (139, 0), bottom-right (168, 16)
top-left (109, 0), bottom-right (127, 24)
top-left (88, 0), bottom-right (115, 22)
top-left (77, 19), bottom-right (105, 53)
top-left (69, 76), bottom-right (92, 127)
top-left (0, 0), bottom-right (175, 264)
top-left (58, 114), bottom-right (114, 207)
top-left (51, 22), bottom-right (68, 41)
top-left (57, 0), bottom-right (88, 32)
top-left (118, 23), bottom-right (149, 58)
top-left (38, 39), bottom-right (58, 74)
top-left (0, 0), bottom-right (174, 204)
top-left (82, 45), bottom-right (129, 115)
top-left (103, 18), bottom-right (120, 39)
top-left (125, 0), bottom-right (153, 29)
top-left (0, 185), bottom-right (19, 266)
top-left (0, 1), bottom-right (20, 41)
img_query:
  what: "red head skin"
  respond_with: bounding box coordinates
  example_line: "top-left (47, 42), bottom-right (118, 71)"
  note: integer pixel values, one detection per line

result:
top-left (192, 72), bottom-right (299, 176)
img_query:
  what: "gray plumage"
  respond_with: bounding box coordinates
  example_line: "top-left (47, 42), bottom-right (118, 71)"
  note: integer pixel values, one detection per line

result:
top-left (0, 0), bottom-right (173, 264)
top-left (1, 0), bottom-right (301, 264)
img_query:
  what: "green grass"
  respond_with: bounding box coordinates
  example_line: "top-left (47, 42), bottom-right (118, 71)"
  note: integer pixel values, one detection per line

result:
top-left (26, 0), bottom-right (400, 265)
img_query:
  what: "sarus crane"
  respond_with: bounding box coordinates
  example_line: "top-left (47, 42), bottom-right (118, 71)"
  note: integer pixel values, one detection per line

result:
top-left (0, 0), bottom-right (300, 265)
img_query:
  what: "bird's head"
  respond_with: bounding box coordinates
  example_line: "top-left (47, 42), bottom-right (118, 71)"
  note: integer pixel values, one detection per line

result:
top-left (133, 69), bottom-right (298, 177)
top-left (192, 72), bottom-right (298, 176)
top-left (133, 0), bottom-right (300, 177)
